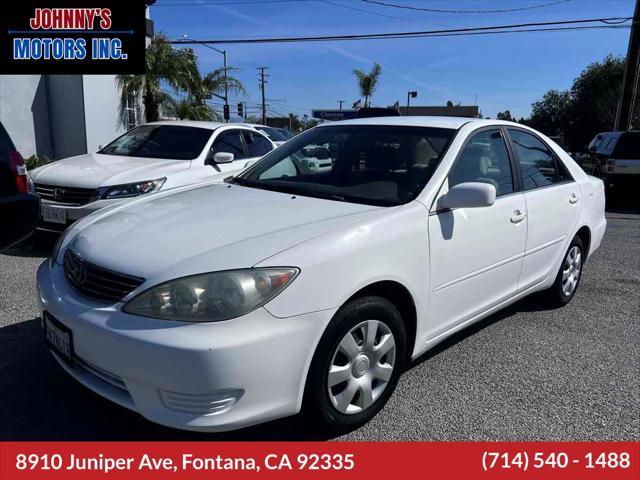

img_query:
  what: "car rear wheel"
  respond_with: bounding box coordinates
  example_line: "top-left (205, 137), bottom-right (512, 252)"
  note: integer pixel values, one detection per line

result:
top-left (545, 235), bottom-right (584, 307)
top-left (303, 296), bottom-right (406, 432)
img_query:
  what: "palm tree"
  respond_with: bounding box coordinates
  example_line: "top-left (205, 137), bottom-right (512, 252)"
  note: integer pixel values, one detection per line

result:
top-left (116, 33), bottom-right (200, 125)
top-left (202, 67), bottom-right (247, 100)
top-left (353, 63), bottom-right (382, 108)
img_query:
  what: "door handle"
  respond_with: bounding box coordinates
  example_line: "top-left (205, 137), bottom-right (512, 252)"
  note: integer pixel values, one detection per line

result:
top-left (510, 210), bottom-right (527, 223)
top-left (569, 193), bottom-right (581, 204)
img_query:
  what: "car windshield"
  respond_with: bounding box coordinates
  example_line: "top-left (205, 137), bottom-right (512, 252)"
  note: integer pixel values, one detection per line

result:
top-left (279, 129), bottom-right (294, 139)
top-left (257, 126), bottom-right (288, 142)
top-left (233, 125), bottom-right (455, 206)
top-left (99, 125), bottom-right (214, 160)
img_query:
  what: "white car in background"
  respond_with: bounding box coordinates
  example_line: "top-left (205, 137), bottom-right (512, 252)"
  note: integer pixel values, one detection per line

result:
top-left (37, 117), bottom-right (606, 432)
top-left (29, 121), bottom-right (275, 232)
top-left (241, 123), bottom-right (291, 146)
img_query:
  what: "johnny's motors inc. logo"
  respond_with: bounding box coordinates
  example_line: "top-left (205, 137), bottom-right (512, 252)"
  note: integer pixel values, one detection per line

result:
top-left (12, 7), bottom-right (129, 61)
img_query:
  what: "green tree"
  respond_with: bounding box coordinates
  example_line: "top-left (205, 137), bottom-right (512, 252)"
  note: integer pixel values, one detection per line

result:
top-left (116, 33), bottom-right (200, 124)
top-left (353, 63), bottom-right (382, 108)
top-left (566, 54), bottom-right (625, 148)
top-left (522, 55), bottom-right (625, 150)
top-left (526, 89), bottom-right (572, 137)
top-left (201, 67), bottom-right (247, 100)
top-left (496, 110), bottom-right (514, 121)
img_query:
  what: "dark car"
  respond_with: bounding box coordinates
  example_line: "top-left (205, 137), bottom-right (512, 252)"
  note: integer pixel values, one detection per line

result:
top-left (581, 130), bottom-right (640, 188)
top-left (0, 122), bottom-right (39, 250)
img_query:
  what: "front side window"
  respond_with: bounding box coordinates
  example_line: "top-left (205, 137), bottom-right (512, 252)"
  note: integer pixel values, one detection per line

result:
top-left (257, 126), bottom-right (288, 142)
top-left (234, 125), bottom-right (455, 206)
top-left (99, 125), bottom-right (213, 160)
top-left (448, 129), bottom-right (514, 196)
top-left (243, 130), bottom-right (273, 157)
top-left (509, 129), bottom-right (564, 190)
top-left (211, 130), bottom-right (245, 160)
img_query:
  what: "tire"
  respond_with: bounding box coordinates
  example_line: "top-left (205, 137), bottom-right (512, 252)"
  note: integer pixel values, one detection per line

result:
top-left (544, 235), bottom-right (584, 307)
top-left (302, 296), bottom-right (407, 433)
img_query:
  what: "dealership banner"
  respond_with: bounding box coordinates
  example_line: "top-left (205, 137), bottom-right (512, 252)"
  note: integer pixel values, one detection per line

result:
top-left (0, 1), bottom-right (147, 74)
top-left (0, 442), bottom-right (638, 480)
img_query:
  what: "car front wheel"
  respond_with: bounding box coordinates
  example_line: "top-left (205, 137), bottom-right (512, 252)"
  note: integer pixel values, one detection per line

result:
top-left (303, 296), bottom-right (406, 432)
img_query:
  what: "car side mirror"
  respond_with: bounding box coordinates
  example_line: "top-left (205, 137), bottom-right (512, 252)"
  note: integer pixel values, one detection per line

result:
top-left (440, 182), bottom-right (496, 209)
top-left (213, 152), bottom-right (234, 164)
top-left (97, 144), bottom-right (104, 150)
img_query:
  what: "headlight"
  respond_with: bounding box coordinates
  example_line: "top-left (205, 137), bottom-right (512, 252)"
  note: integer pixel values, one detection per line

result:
top-left (94, 178), bottom-right (165, 200)
top-left (50, 227), bottom-right (73, 267)
top-left (122, 268), bottom-right (299, 322)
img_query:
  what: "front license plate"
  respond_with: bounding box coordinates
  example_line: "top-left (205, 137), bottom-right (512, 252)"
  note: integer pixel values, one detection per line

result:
top-left (41, 204), bottom-right (67, 224)
top-left (44, 313), bottom-right (74, 365)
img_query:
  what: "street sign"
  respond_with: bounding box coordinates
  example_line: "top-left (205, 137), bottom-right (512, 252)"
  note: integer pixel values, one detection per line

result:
top-left (311, 110), bottom-right (358, 121)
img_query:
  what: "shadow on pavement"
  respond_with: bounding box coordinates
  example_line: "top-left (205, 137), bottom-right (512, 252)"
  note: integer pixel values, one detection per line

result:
top-left (1, 293), bottom-right (554, 441)
top-left (0, 318), bottom-right (329, 441)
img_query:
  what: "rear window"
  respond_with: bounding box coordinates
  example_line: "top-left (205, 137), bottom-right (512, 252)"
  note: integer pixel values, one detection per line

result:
top-left (99, 125), bottom-right (214, 160)
top-left (613, 132), bottom-right (640, 159)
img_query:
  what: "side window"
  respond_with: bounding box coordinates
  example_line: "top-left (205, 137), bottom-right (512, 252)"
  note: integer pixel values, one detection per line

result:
top-left (211, 130), bottom-right (245, 160)
top-left (448, 129), bottom-right (514, 196)
top-left (509, 129), bottom-right (562, 190)
top-left (243, 130), bottom-right (273, 157)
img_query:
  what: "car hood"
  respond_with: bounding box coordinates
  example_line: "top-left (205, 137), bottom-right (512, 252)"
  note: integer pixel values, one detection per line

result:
top-left (30, 153), bottom-right (191, 188)
top-left (68, 183), bottom-right (383, 283)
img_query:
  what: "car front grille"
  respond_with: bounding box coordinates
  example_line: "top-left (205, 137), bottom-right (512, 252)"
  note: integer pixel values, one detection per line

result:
top-left (63, 249), bottom-right (145, 303)
top-left (35, 183), bottom-right (95, 205)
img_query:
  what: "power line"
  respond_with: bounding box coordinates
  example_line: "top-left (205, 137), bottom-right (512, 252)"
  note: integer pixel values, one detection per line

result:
top-left (317, 0), bottom-right (449, 26)
top-left (361, 0), bottom-right (571, 14)
top-left (169, 16), bottom-right (633, 45)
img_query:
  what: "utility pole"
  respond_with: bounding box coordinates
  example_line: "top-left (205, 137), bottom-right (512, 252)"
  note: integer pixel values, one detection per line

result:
top-left (243, 101), bottom-right (248, 122)
top-left (338, 100), bottom-right (345, 110)
top-left (615, 0), bottom-right (640, 131)
top-left (257, 66), bottom-right (269, 125)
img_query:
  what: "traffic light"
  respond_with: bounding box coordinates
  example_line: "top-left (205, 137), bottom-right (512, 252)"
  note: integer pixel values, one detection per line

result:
top-left (237, 103), bottom-right (244, 117)
top-left (223, 104), bottom-right (230, 120)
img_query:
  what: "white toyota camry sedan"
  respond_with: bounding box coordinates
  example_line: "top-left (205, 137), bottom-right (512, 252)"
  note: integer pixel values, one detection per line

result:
top-left (36, 117), bottom-right (606, 432)
top-left (29, 121), bottom-right (275, 232)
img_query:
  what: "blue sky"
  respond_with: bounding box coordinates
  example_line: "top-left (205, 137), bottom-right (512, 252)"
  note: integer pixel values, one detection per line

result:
top-left (150, 0), bottom-right (635, 120)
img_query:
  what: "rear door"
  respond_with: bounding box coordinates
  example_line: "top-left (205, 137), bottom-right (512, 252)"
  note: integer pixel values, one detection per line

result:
top-left (506, 128), bottom-right (581, 291)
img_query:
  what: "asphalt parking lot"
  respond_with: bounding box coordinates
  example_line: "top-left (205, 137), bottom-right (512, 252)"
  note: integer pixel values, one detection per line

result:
top-left (1, 195), bottom-right (638, 441)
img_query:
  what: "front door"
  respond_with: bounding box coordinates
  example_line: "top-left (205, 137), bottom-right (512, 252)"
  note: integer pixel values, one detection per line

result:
top-left (427, 128), bottom-right (527, 339)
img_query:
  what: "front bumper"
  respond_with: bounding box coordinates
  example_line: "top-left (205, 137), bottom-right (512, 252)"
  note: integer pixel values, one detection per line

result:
top-left (36, 261), bottom-right (334, 431)
top-left (37, 199), bottom-right (122, 232)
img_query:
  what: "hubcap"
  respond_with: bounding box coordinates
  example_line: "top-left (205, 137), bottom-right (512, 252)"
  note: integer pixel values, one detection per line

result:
top-left (562, 245), bottom-right (582, 297)
top-left (327, 320), bottom-right (396, 415)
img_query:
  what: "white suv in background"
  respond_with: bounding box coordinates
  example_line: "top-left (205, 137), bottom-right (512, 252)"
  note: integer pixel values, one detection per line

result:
top-left (29, 121), bottom-right (275, 232)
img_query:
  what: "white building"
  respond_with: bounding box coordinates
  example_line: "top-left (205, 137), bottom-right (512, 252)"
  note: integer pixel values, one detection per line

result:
top-left (0, 74), bottom-right (131, 161)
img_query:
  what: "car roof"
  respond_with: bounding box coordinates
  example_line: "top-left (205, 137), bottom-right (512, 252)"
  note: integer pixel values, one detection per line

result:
top-left (315, 116), bottom-right (514, 130)
top-left (148, 120), bottom-right (235, 130)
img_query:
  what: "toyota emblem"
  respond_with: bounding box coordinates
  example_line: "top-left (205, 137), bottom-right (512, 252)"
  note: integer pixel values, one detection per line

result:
top-left (68, 256), bottom-right (87, 285)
